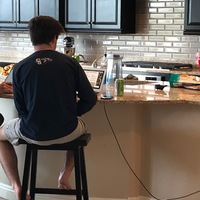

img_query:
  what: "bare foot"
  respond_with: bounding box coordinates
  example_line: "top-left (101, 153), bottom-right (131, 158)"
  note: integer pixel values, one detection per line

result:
top-left (26, 194), bottom-right (31, 200)
top-left (58, 171), bottom-right (72, 190)
top-left (58, 183), bottom-right (71, 190)
top-left (13, 184), bottom-right (31, 200)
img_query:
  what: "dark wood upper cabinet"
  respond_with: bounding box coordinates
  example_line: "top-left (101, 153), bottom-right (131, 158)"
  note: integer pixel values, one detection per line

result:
top-left (65, 0), bottom-right (136, 33)
top-left (0, 0), bottom-right (135, 33)
top-left (184, 0), bottom-right (200, 35)
top-left (0, 0), bottom-right (17, 28)
top-left (16, 0), bottom-right (37, 28)
top-left (0, 0), bottom-right (64, 30)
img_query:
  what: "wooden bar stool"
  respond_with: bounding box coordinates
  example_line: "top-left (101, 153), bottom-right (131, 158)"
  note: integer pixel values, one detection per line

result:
top-left (20, 133), bottom-right (91, 200)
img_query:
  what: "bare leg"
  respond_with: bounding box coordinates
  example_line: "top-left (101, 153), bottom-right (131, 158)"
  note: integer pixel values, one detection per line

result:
top-left (0, 126), bottom-right (30, 200)
top-left (0, 141), bottom-right (22, 199)
top-left (58, 150), bottom-right (74, 189)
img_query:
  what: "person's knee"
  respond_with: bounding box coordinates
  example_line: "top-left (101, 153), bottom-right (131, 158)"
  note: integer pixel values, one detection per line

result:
top-left (0, 126), bottom-right (9, 141)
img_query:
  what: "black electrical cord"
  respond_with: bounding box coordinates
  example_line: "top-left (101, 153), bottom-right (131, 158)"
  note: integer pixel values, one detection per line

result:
top-left (103, 102), bottom-right (200, 200)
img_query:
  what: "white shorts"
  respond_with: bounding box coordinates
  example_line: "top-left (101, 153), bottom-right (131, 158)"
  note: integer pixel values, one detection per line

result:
top-left (4, 117), bottom-right (87, 146)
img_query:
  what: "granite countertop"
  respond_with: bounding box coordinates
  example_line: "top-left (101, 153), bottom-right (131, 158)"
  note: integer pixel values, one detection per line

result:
top-left (1, 82), bottom-right (200, 105)
top-left (1, 67), bottom-right (200, 105)
top-left (97, 82), bottom-right (200, 105)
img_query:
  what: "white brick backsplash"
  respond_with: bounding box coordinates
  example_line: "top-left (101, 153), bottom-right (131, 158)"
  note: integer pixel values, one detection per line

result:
top-left (165, 47), bottom-right (180, 52)
top-left (157, 53), bottom-right (173, 59)
top-left (150, 14), bottom-right (165, 18)
top-left (149, 47), bottom-right (164, 52)
top-left (149, 36), bottom-right (165, 41)
top-left (112, 41), bottom-right (126, 45)
top-left (173, 42), bottom-right (189, 47)
top-left (165, 25), bottom-right (182, 30)
top-left (150, 3), bottom-right (165, 7)
top-left (157, 42), bottom-right (172, 47)
top-left (173, 19), bottom-right (184, 24)
top-left (166, 2), bottom-right (182, 7)
top-left (165, 36), bottom-right (181, 41)
top-left (142, 52), bottom-right (156, 57)
top-left (142, 42), bottom-right (156, 46)
top-left (158, 8), bottom-right (174, 13)
top-left (0, 0), bottom-right (200, 64)
top-left (166, 13), bottom-right (182, 18)
top-left (119, 46), bottom-right (133, 51)
top-left (173, 54), bottom-right (190, 59)
top-left (103, 41), bottom-right (112, 45)
top-left (157, 31), bottom-right (173, 35)
top-left (119, 36), bottom-right (133, 40)
top-left (126, 41), bottom-right (141, 46)
top-left (174, 7), bottom-right (184, 13)
top-left (158, 19), bottom-right (173, 24)
top-left (134, 47), bottom-right (149, 52)
top-left (150, 25), bottom-right (165, 30)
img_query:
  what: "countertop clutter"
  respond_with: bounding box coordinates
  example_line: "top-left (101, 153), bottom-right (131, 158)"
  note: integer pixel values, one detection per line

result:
top-left (97, 81), bottom-right (200, 105)
top-left (1, 63), bottom-right (200, 105)
top-left (2, 81), bottom-right (200, 105)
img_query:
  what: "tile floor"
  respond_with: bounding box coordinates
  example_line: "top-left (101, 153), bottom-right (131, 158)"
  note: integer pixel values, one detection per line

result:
top-left (0, 195), bottom-right (74, 200)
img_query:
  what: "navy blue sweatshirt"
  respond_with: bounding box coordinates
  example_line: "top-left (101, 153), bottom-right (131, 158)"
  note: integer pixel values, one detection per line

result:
top-left (13, 50), bottom-right (97, 141)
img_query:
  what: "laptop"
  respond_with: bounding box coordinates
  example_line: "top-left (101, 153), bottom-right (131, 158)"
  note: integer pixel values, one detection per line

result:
top-left (83, 67), bottom-right (106, 93)
top-left (5, 66), bottom-right (14, 83)
top-left (5, 66), bottom-right (106, 93)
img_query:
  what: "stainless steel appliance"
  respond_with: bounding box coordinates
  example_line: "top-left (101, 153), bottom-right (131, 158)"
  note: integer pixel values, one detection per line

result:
top-left (122, 61), bottom-right (193, 81)
top-left (106, 54), bottom-right (123, 84)
top-left (63, 36), bottom-right (75, 57)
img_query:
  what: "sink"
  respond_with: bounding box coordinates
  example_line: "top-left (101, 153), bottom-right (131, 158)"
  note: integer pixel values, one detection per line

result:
top-left (80, 62), bottom-right (93, 68)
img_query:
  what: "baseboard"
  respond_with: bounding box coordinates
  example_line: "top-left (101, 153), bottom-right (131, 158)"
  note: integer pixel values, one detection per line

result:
top-left (34, 197), bottom-right (127, 200)
top-left (36, 197), bottom-right (153, 200)
top-left (0, 182), bottom-right (15, 200)
top-left (0, 183), bottom-right (151, 200)
top-left (128, 197), bottom-right (154, 200)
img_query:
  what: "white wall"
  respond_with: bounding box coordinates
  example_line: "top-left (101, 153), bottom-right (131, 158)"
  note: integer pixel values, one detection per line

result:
top-left (1, 99), bottom-right (200, 200)
top-left (0, 0), bottom-right (200, 64)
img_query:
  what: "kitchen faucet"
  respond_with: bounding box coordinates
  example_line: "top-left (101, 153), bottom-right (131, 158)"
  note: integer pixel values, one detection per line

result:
top-left (92, 49), bottom-right (108, 68)
top-left (91, 55), bottom-right (104, 68)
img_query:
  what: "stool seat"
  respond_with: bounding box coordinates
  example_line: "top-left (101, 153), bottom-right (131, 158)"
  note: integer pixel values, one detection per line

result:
top-left (20, 133), bottom-right (91, 200)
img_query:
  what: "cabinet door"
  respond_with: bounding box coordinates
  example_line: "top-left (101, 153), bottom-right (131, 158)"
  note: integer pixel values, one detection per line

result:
top-left (16, 0), bottom-right (36, 27)
top-left (38, 0), bottom-right (59, 20)
top-left (91, 0), bottom-right (120, 30)
top-left (0, 0), bottom-right (16, 28)
top-left (65, 0), bottom-right (91, 29)
top-left (184, 0), bottom-right (200, 34)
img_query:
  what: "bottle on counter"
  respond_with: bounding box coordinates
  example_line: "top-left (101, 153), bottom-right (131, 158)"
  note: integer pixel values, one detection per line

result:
top-left (115, 78), bottom-right (124, 96)
top-left (169, 74), bottom-right (180, 87)
top-left (104, 54), bottom-right (123, 97)
top-left (100, 50), bottom-right (108, 69)
top-left (196, 52), bottom-right (200, 67)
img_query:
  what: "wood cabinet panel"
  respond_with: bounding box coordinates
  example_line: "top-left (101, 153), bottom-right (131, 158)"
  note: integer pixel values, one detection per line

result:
top-left (184, 0), bottom-right (200, 35)
top-left (0, 0), bottom-right (63, 30)
top-left (0, 0), bottom-right (16, 27)
top-left (65, 0), bottom-right (136, 33)
top-left (0, 0), bottom-right (134, 33)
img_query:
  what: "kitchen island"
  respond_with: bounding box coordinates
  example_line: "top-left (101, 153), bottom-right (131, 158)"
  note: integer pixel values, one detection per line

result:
top-left (1, 82), bottom-right (200, 200)
top-left (98, 82), bottom-right (200, 105)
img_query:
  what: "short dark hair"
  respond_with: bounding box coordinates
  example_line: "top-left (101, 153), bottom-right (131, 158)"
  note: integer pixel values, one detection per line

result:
top-left (28, 16), bottom-right (65, 45)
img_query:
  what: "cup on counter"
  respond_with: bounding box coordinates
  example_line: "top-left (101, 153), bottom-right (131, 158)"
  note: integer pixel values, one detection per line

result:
top-left (196, 52), bottom-right (200, 67)
top-left (169, 74), bottom-right (180, 87)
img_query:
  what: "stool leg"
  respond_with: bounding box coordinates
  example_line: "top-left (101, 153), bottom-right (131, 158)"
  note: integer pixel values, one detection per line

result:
top-left (21, 145), bottom-right (32, 200)
top-left (80, 147), bottom-right (89, 200)
top-left (30, 148), bottom-right (38, 200)
top-left (74, 147), bottom-right (82, 200)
